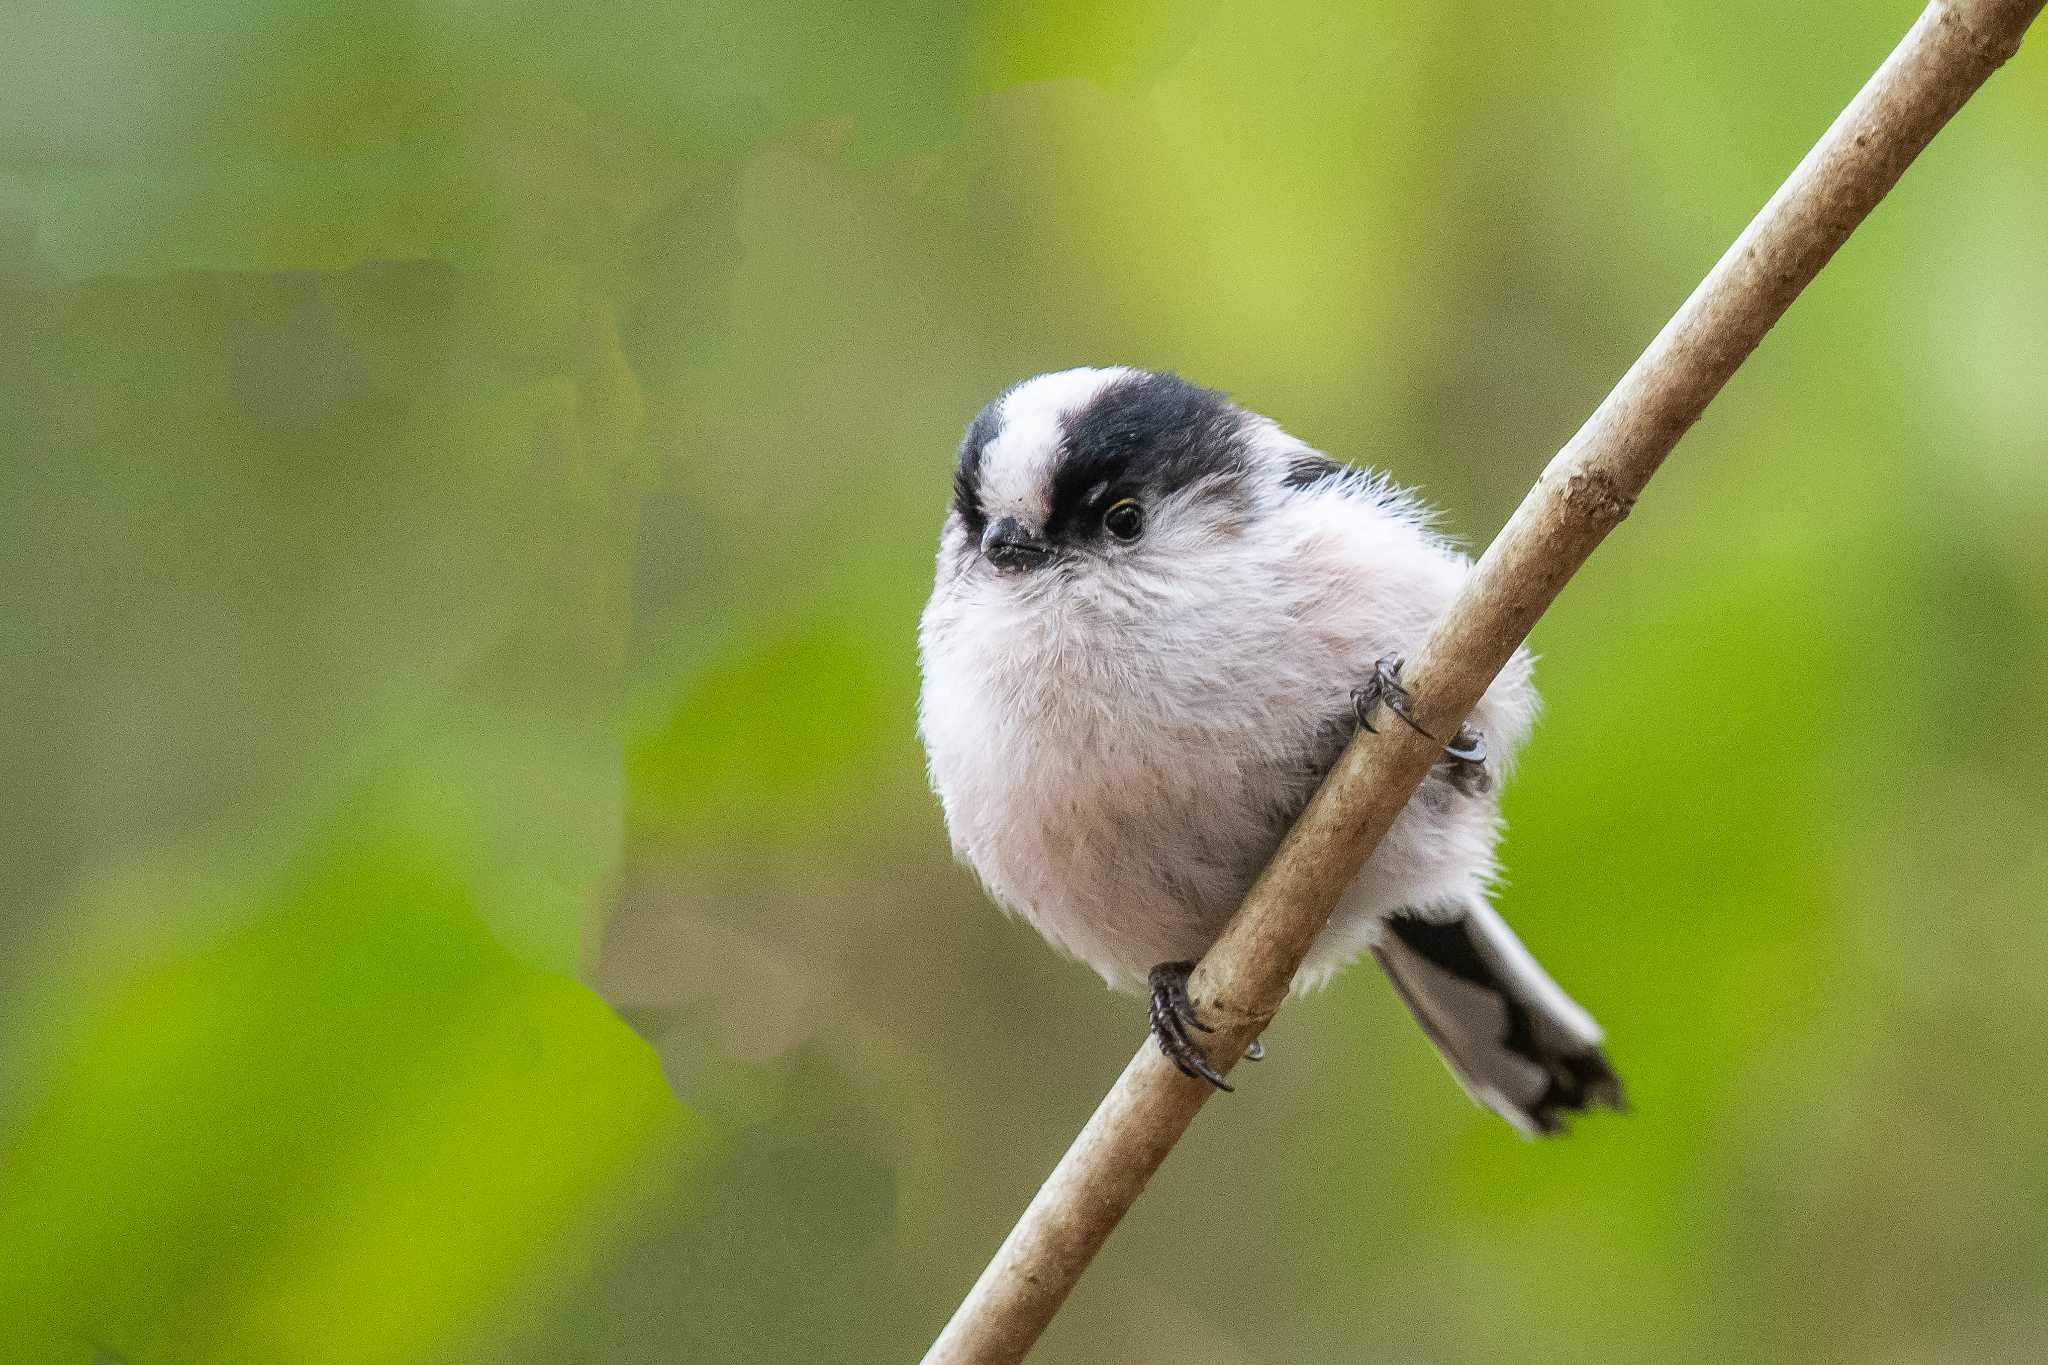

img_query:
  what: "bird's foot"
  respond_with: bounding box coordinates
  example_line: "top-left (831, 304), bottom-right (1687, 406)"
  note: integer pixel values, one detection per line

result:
top-left (1148, 961), bottom-right (1231, 1091)
top-left (1351, 656), bottom-right (1438, 742)
top-left (1439, 723), bottom-right (1491, 795)
top-left (1355, 658), bottom-right (1490, 790)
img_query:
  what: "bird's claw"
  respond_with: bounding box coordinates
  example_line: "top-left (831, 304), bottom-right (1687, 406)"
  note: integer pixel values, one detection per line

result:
top-left (1440, 722), bottom-right (1492, 794)
top-left (1356, 659), bottom-right (1490, 792)
top-left (1148, 961), bottom-right (1231, 1091)
top-left (1442, 724), bottom-right (1486, 765)
top-left (1351, 656), bottom-right (1438, 742)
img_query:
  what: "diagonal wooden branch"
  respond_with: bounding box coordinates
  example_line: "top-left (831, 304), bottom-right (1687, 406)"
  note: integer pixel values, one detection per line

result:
top-left (925, 2), bottom-right (2045, 1361)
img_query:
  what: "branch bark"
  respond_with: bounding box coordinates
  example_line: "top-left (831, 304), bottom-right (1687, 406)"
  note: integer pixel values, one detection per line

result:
top-left (925, 2), bottom-right (2044, 1360)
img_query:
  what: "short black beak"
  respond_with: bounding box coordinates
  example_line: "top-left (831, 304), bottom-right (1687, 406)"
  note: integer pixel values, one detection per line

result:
top-left (980, 516), bottom-right (1051, 573)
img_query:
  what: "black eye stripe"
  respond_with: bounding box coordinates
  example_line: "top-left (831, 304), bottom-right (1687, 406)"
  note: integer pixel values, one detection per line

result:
top-left (953, 370), bottom-right (1245, 543)
top-left (1044, 370), bottom-right (1246, 538)
top-left (951, 387), bottom-right (1015, 534)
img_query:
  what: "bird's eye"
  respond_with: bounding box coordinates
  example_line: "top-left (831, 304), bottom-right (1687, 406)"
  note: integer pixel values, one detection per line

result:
top-left (1103, 499), bottom-right (1144, 542)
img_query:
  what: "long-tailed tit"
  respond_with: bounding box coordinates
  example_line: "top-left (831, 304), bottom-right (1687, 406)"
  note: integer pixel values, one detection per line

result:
top-left (918, 367), bottom-right (1622, 1135)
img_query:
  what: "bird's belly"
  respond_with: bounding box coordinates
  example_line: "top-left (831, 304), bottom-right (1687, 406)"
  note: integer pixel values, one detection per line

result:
top-left (938, 698), bottom-right (1503, 994)
top-left (944, 710), bottom-right (1293, 990)
top-left (922, 589), bottom-right (1507, 991)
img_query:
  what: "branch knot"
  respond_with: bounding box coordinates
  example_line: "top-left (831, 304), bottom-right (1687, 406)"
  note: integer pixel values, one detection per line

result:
top-left (1562, 466), bottom-right (1638, 526)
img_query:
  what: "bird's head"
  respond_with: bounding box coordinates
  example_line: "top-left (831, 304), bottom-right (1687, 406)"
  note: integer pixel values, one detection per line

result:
top-left (945, 368), bottom-right (1264, 596)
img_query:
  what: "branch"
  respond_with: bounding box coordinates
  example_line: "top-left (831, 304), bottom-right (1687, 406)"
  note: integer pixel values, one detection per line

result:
top-left (925, 2), bottom-right (2045, 1360)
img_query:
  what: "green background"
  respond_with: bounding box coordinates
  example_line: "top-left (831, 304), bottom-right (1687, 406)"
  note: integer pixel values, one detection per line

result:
top-left (4, 1), bottom-right (2046, 1361)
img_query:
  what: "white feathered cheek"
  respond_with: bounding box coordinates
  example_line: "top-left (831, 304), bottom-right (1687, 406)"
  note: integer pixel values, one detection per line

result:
top-left (1103, 476), bottom-right (1252, 573)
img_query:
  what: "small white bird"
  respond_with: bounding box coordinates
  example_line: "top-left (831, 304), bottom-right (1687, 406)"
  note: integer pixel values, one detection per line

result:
top-left (918, 367), bottom-right (1621, 1135)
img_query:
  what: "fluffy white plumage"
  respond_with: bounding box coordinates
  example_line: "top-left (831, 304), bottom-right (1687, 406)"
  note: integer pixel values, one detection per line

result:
top-left (918, 368), bottom-right (1619, 1133)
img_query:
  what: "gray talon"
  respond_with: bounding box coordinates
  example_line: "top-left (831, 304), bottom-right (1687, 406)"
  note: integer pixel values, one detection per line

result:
top-left (1443, 725), bottom-right (1486, 765)
top-left (1441, 722), bottom-right (1491, 794)
top-left (1147, 961), bottom-right (1232, 1091)
top-left (1353, 656), bottom-right (1438, 742)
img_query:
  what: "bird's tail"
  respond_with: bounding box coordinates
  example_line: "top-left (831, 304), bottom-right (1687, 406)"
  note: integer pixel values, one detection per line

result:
top-left (1371, 898), bottom-right (1624, 1136)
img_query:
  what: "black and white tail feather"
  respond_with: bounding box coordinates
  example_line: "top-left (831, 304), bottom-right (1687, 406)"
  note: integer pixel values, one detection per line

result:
top-left (1373, 899), bottom-right (1624, 1136)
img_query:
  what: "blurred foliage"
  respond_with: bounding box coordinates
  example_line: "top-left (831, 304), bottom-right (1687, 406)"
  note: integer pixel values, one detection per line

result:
top-left (3, 1), bottom-right (2046, 1362)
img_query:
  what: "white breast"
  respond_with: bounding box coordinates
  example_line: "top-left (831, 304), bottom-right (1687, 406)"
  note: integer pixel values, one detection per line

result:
top-left (921, 571), bottom-right (1305, 987)
top-left (918, 484), bottom-right (1537, 993)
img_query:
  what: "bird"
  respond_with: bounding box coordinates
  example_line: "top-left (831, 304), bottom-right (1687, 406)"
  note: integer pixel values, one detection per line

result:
top-left (917, 366), bottom-right (1622, 1135)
